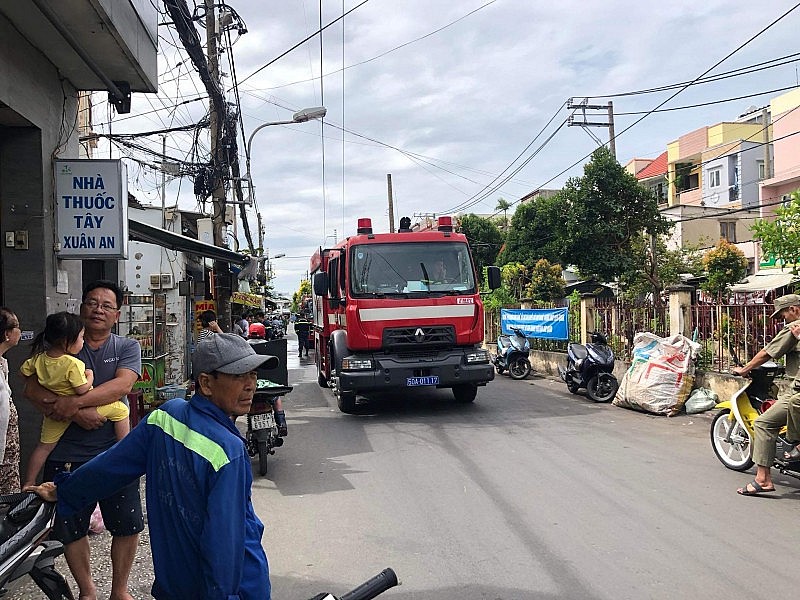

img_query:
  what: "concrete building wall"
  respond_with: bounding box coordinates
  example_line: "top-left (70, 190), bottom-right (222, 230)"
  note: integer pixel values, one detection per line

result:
top-left (0, 14), bottom-right (87, 474)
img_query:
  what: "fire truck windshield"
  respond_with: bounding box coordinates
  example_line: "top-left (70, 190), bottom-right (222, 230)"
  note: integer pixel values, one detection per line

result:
top-left (350, 242), bottom-right (476, 296)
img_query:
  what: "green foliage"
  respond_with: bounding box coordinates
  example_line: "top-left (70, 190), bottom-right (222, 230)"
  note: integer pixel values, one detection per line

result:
top-left (495, 197), bottom-right (512, 228)
top-left (458, 214), bottom-right (503, 282)
top-left (701, 239), bottom-right (747, 295)
top-left (558, 147), bottom-right (671, 281)
top-left (497, 195), bottom-right (565, 267)
top-left (618, 236), bottom-right (703, 303)
top-left (500, 262), bottom-right (530, 299)
top-left (526, 258), bottom-right (565, 301)
top-left (291, 279), bottom-right (312, 313)
top-left (751, 189), bottom-right (800, 272)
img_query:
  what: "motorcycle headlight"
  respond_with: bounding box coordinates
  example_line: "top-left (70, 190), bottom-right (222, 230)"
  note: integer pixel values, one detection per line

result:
top-left (341, 357), bottom-right (373, 371)
top-left (465, 350), bottom-right (490, 364)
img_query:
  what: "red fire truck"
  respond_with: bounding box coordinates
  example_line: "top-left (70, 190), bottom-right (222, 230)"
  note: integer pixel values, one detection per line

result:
top-left (310, 215), bottom-right (500, 413)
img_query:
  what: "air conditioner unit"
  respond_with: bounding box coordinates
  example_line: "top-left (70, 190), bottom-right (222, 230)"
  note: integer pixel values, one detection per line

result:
top-left (149, 274), bottom-right (161, 289)
top-left (160, 273), bottom-right (175, 289)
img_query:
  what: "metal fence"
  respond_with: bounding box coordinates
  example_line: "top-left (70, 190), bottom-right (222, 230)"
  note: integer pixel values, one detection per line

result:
top-left (690, 302), bottom-right (780, 372)
top-left (485, 298), bottom-right (781, 372)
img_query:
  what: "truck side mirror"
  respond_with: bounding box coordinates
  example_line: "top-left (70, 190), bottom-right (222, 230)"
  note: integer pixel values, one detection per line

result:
top-left (486, 266), bottom-right (501, 290)
top-left (313, 272), bottom-right (328, 296)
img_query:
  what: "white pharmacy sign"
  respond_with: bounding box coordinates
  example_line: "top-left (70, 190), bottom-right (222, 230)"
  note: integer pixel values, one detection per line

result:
top-left (55, 159), bottom-right (129, 259)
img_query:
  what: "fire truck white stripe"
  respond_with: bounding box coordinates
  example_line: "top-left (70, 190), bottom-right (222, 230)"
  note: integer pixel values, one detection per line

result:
top-left (358, 305), bottom-right (475, 321)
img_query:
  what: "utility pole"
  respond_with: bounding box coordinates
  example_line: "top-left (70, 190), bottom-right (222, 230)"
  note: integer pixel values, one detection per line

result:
top-left (762, 107), bottom-right (772, 180)
top-left (567, 98), bottom-right (616, 159)
top-left (387, 173), bottom-right (395, 233)
top-left (206, 0), bottom-right (232, 329)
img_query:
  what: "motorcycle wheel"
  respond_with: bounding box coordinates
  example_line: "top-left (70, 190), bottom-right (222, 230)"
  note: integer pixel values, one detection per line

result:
top-left (710, 409), bottom-right (754, 471)
top-left (258, 440), bottom-right (269, 476)
top-left (508, 357), bottom-right (531, 380)
top-left (586, 373), bottom-right (618, 402)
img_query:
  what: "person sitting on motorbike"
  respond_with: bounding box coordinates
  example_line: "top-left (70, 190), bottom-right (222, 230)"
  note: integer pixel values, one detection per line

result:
top-left (245, 325), bottom-right (288, 436)
top-left (732, 293), bottom-right (800, 496)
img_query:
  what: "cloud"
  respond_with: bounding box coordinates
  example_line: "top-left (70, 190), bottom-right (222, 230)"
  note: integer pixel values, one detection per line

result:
top-left (108, 0), bottom-right (800, 295)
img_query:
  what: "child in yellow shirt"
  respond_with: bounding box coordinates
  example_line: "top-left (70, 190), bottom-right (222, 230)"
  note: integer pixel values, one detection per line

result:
top-left (20, 312), bottom-right (129, 487)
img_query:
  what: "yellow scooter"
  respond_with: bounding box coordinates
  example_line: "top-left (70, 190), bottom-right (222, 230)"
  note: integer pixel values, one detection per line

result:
top-left (710, 361), bottom-right (800, 477)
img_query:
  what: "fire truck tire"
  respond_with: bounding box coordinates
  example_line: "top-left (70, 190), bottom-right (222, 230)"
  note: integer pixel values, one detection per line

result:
top-left (337, 390), bottom-right (357, 413)
top-left (452, 384), bottom-right (478, 403)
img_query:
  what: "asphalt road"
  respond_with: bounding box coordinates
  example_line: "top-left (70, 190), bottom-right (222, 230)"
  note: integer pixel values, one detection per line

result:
top-left (258, 338), bottom-right (800, 600)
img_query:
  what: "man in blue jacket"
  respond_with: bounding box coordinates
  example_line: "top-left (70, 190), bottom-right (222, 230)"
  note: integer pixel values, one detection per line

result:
top-left (28, 334), bottom-right (277, 599)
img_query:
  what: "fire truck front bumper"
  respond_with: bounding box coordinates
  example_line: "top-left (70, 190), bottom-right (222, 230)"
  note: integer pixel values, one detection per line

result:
top-left (337, 348), bottom-right (494, 393)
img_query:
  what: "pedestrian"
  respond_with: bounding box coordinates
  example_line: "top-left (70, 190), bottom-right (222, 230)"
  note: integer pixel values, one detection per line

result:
top-left (0, 307), bottom-right (21, 494)
top-left (27, 333), bottom-right (277, 599)
top-left (20, 311), bottom-right (131, 488)
top-left (24, 280), bottom-right (142, 600)
top-left (294, 316), bottom-right (311, 358)
top-left (732, 293), bottom-right (800, 496)
top-left (198, 309), bottom-right (223, 341)
top-left (233, 313), bottom-right (249, 338)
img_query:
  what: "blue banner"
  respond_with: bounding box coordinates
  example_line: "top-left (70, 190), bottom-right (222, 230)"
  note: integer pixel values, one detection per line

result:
top-left (500, 308), bottom-right (569, 340)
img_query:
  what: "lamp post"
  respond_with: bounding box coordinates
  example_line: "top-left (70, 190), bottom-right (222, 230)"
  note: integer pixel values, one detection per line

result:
top-left (244, 106), bottom-right (327, 206)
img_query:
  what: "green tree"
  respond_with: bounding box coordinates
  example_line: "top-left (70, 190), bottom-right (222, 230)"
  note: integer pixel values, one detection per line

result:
top-left (495, 197), bottom-right (512, 229)
top-left (526, 258), bottom-right (565, 302)
top-left (501, 262), bottom-right (530, 299)
top-left (458, 214), bottom-right (503, 282)
top-left (497, 195), bottom-right (566, 267)
top-left (751, 189), bottom-right (800, 272)
top-left (291, 279), bottom-right (312, 313)
top-left (701, 239), bottom-right (747, 296)
top-left (619, 236), bottom-right (703, 304)
top-left (559, 147), bottom-right (671, 281)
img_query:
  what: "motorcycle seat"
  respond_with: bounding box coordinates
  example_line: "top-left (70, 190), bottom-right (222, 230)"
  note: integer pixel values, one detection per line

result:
top-left (570, 344), bottom-right (588, 359)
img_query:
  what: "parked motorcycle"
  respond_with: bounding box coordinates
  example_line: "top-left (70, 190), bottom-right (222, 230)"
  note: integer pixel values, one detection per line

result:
top-left (493, 327), bottom-right (532, 380)
top-left (246, 380), bottom-right (292, 476)
top-left (0, 492), bottom-right (74, 599)
top-left (558, 332), bottom-right (618, 402)
top-left (710, 362), bottom-right (800, 478)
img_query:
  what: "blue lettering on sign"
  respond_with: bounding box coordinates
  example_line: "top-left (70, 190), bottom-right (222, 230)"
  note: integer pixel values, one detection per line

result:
top-left (99, 236), bottom-right (114, 249)
top-left (62, 195), bottom-right (115, 210)
top-left (71, 174), bottom-right (105, 190)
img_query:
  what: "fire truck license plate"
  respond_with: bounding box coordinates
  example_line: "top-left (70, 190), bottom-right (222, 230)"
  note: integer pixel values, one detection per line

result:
top-left (251, 412), bottom-right (275, 430)
top-left (406, 376), bottom-right (439, 387)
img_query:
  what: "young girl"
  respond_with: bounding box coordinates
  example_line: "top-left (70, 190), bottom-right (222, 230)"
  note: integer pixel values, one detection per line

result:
top-left (20, 311), bottom-right (130, 487)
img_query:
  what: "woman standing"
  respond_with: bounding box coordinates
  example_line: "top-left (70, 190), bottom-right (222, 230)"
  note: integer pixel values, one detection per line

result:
top-left (198, 309), bottom-right (223, 341)
top-left (0, 307), bottom-right (21, 493)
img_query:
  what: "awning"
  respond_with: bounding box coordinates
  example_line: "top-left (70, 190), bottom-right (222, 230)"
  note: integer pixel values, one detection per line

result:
top-left (129, 219), bottom-right (247, 265)
top-left (729, 272), bottom-right (800, 293)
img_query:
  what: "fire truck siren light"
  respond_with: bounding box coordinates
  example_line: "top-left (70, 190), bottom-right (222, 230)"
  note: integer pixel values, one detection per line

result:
top-left (357, 218), bottom-right (373, 234)
top-left (437, 215), bottom-right (454, 232)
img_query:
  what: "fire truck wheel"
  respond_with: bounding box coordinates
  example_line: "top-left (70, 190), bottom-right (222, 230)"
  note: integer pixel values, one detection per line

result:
top-left (337, 390), bottom-right (357, 413)
top-left (452, 384), bottom-right (478, 403)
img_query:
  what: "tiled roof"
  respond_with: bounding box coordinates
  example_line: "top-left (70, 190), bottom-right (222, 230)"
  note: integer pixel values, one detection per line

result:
top-left (636, 151), bottom-right (668, 179)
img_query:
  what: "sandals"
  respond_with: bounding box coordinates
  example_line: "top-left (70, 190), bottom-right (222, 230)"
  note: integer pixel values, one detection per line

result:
top-left (784, 444), bottom-right (800, 461)
top-left (737, 480), bottom-right (776, 496)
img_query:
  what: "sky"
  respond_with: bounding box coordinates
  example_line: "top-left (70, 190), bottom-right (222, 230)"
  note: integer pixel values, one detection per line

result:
top-left (95, 0), bottom-right (800, 296)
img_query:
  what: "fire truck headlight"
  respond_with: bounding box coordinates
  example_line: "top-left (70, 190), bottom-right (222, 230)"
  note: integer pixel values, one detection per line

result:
top-left (341, 357), bottom-right (374, 371)
top-left (465, 350), bottom-right (490, 364)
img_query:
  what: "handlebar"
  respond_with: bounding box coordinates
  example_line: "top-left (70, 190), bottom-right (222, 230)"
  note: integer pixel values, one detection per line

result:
top-left (311, 568), bottom-right (398, 600)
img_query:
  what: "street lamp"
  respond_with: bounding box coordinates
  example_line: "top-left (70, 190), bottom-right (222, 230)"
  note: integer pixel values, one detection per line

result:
top-left (244, 106), bottom-right (327, 204)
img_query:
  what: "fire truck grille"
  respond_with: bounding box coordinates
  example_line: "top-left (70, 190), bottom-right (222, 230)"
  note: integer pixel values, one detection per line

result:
top-left (383, 325), bottom-right (455, 350)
